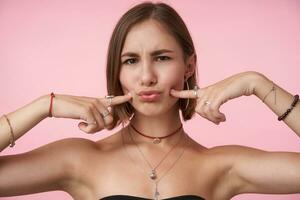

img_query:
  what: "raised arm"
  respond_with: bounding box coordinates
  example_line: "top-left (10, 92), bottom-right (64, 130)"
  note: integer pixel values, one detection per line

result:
top-left (170, 71), bottom-right (300, 197)
top-left (252, 73), bottom-right (300, 136)
top-left (1, 93), bottom-right (132, 151)
top-left (170, 71), bottom-right (299, 136)
top-left (0, 93), bottom-right (131, 197)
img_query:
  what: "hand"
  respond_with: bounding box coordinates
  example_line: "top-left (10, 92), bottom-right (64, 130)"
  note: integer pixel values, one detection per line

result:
top-left (44, 93), bottom-right (132, 133)
top-left (170, 71), bottom-right (260, 125)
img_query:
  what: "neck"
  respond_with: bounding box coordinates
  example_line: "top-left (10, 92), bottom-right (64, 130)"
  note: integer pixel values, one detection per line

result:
top-left (127, 108), bottom-right (183, 147)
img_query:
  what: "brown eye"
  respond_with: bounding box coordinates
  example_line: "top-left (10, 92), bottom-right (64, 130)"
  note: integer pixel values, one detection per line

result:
top-left (123, 58), bottom-right (137, 65)
top-left (156, 56), bottom-right (170, 61)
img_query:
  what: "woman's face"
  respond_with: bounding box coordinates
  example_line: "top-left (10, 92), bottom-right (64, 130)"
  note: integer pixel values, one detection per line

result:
top-left (119, 19), bottom-right (188, 117)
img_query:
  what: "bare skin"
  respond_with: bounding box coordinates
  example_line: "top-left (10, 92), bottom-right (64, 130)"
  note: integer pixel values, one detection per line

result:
top-left (61, 72), bottom-right (300, 200)
top-left (1, 20), bottom-right (300, 200)
top-left (1, 72), bottom-right (300, 200)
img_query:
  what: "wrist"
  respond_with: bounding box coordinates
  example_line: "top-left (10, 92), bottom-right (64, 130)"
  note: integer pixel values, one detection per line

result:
top-left (35, 94), bottom-right (51, 119)
top-left (238, 71), bottom-right (265, 96)
top-left (249, 71), bottom-right (270, 98)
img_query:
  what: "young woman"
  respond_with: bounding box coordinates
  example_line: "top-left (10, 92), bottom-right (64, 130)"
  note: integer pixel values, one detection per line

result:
top-left (0, 2), bottom-right (299, 200)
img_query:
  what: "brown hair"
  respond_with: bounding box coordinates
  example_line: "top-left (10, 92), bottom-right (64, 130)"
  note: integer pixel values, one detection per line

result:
top-left (106, 2), bottom-right (198, 129)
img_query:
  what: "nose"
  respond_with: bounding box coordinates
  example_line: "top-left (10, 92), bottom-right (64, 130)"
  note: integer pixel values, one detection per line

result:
top-left (140, 60), bottom-right (157, 86)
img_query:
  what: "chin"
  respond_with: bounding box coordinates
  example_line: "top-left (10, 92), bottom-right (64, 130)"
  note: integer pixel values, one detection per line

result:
top-left (135, 107), bottom-right (165, 117)
top-left (131, 98), bottom-right (178, 117)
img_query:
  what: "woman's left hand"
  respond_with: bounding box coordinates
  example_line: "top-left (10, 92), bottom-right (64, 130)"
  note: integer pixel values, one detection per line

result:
top-left (170, 71), bottom-right (262, 125)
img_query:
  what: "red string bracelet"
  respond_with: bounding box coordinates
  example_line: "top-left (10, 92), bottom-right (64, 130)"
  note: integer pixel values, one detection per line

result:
top-left (48, 92), bottom-right (55, 117)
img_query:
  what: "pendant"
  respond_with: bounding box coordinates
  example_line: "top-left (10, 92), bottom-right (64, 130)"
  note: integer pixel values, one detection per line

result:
top-left (150, 169), bottom-right (157, 180)
top-left (153, 137), bottom-right (161, 144)
top-left (154, 182), bottom-right (160, 200)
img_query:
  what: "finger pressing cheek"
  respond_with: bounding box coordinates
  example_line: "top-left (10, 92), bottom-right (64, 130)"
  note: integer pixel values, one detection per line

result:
top-left (103, 114), bottom-right (113, 128)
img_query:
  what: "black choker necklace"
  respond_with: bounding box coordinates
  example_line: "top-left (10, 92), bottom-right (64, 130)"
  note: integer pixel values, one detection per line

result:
top-left (129, 123), bottom-right (183, 144)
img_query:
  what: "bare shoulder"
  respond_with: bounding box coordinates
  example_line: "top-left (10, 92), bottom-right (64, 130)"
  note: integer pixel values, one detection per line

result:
top-left (52, 133), bottom-right (122, 152)
top-left (181, 135), bottom-right (266, 164)
top-left (207, 144), bottom-right (267, 158)
top-left (27, 137), bottom-right (106, 181)
top-left (50, 136), bottom-right (109, 159)
top-left (207, 144), bottom-right (300, 197)
top-left (52, 132), bottom-right (123, 167)
top-left (39, 137), bottom-right (98, 149)
top-left (37, 137), bottom-right (108, 189)
top-left (185, 138), bottom-right (264, 158)
top-left (210, 144), bottom-right (265, 152)
top-left (0, 137), bottom-right (102, 196)
top-left (30, 137), bottom-right (100, 172)
top-left (31, 137), bottom-right (100, 158)
top-left (208, 144), bottom-right (265, 152)
top-left (200, 145), bottom-right (269, 199)
top-left (202, 144), bottom-right (268, 169)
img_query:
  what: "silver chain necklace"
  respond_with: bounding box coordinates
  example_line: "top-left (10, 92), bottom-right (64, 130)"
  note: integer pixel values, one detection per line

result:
top-left (129, 125), bottom-right (183, 180)
top-left (122, 125), bottom-right (188, 200)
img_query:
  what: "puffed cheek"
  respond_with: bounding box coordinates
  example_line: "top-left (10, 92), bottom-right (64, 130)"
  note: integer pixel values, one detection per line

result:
top-left (120, 79), bottom-right (135, 95)
top-left (170, 80), bottom-right (184, 91)
top-left (119, 74), bottom-right (132, 94)
top-left (122, 87), bottom-right (130, 94)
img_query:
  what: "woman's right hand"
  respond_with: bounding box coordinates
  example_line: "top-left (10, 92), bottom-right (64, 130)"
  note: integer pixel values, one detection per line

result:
top-left (46, 93), bottom-right (132, 133)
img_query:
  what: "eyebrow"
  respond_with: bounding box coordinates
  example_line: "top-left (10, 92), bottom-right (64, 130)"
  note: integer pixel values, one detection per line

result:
top-left (121, 49), bottom-right (174, 58)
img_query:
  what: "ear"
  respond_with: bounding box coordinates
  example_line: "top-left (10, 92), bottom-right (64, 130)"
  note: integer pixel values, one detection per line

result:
top-left (184, 53), bottom-right (196, 80)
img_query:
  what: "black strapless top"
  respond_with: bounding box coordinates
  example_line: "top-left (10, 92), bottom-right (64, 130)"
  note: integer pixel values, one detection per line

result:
top-left (100, 194), bottom-right (205, 200)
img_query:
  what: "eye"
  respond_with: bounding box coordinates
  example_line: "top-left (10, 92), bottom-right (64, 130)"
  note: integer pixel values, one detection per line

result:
top-left (123, 58), bottom-right (137, 65)
top-left (156, 56), bottom-right (171, 61)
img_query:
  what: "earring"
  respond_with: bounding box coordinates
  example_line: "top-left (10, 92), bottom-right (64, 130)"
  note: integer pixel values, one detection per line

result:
top-left (185, 80), bottom-right (190, 110)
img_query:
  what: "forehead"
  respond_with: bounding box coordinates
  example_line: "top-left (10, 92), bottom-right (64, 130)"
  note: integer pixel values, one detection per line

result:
top-left (121, 19), bottom-right (182, 53)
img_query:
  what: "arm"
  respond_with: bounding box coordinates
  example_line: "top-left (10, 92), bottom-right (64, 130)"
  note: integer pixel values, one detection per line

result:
top-left (0, 138), bottom-right (87, 196)
top-left (251, 72), bottom-right (300, 136)
top-left (0, 95), bottom-right (50, 151)
top-left (170, 71), bottom-right (299, 134)
top-left (0, 95), bottom-right (79, 196)
top-left (0, 92), bottom-right (131, 151)
top-left (170, 72), bottom-right (300, 196)
top-left (0, 92), bottom-right (132, 196)
top-left (218, 145), bottom-right (300, 196)
top-left (223, 74), bottom-right (300, 195)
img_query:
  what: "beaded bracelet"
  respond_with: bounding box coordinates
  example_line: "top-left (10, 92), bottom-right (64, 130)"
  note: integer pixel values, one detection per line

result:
top-left (2, 114), bottom-right (15, 147)
top-left (278, 94), bottom-right (299, 121)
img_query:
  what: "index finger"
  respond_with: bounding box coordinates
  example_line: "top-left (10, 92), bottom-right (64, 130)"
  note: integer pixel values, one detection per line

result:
top-left (170, 89), bottom-right (200, 99)
top-left (102, 93), bottom-right (132, 107)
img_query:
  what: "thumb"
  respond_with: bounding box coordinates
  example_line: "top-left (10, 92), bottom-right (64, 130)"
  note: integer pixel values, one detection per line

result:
top-left (78, 121), bottom-right (97, 134)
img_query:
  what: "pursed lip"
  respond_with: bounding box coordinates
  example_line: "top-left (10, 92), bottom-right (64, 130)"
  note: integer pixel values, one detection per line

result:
top-left (137, 90), bottom-right (162, 102)
top-left (138, 90), bottom-right (161, 96)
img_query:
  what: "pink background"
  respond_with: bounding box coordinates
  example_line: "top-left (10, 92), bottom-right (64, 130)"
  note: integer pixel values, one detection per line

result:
top-left (1, 0), bottom-right (300, 199)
